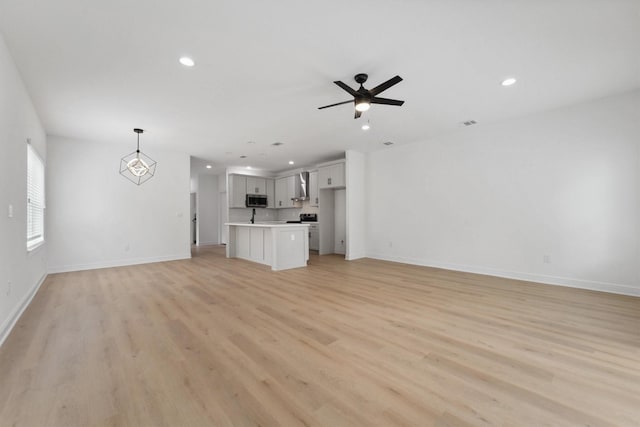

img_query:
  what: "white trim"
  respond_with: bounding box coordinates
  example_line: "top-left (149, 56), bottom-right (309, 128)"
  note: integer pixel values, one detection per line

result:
top-left (0, 273), bottom-right (47, 348)
top-left (26, 239), bottom-right (45, 252)
top-left (366, 253), bottom-right (640, 298)
top-left (346, 252), bottom-right (366, 261)
top-left (316, 158), bottom-right (346, 168)
top-left (48, 253), bottom-right (191, 274)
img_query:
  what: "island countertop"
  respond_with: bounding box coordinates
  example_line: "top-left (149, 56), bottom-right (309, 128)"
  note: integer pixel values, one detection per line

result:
top-left (225, 222), bottom-right (310, 228)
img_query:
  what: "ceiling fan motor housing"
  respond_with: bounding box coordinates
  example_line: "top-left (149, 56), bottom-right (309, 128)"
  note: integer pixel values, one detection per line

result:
top-left (354, 73), bottom-right (368, 85)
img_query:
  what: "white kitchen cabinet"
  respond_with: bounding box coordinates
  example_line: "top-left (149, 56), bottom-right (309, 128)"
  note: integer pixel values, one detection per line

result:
top-left (275, 177), bottom-right (288, 208)
top-left (266, 178), bottom-right (275, 208)
top-left (226, 223), bottom-right (309, 271)
top-left (308, 223), bottom-right (319, 250)
top-left (246, 176), bottom-right (267, 195)
top-left (275, 175), bottom-right (298, 208)
top-left (309, 171), bottom-right (319, 207)
top-left (286, 175), bottom-right (297, 206)
top-left (229, 174), bottom-right (247, 208)
top-left (318, 162), bottom-right (345, 189)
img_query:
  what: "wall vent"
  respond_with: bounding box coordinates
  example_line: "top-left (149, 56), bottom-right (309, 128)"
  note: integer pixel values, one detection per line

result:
top-left (463, 120), bottom-right (477, 126)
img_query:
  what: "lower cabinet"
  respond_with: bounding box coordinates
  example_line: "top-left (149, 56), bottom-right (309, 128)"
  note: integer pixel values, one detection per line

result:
top-left (308, 224), bottom-right (319, 251)
top-left (235, 226), bottom-right (272, 265)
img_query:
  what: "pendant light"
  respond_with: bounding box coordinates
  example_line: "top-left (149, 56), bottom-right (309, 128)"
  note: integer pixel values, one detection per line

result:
top-left (119, 128), bottom-right (157, 185)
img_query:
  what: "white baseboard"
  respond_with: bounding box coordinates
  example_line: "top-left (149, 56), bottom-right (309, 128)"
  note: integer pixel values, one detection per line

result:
top-left (0, 273), bottom-right (47, 348)
top-left (346, 252), bottom-right (366, 261)
top-left (48, 253), bottom-right (192, 274)
top-left (366, 253), bottom-right (640, 298)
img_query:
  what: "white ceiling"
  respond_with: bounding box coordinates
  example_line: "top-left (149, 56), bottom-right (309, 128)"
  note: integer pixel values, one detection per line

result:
top-left (1, 0), bottom-right (639, 173)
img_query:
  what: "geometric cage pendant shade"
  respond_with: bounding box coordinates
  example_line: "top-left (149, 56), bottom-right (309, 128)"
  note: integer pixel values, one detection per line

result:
top-left (119, 128), bottom-right (157, 185)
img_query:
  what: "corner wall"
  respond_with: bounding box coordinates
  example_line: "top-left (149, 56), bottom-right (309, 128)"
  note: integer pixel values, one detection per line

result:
top-left (346, 150), bottom-right (366, 260)
top-left (366, 90), bottom-right (640, 296)
top-left (46, 136), bottom-right (191, 272)
top-left (196, 174), bottom-right (219, 245)
top-left (0, 34), bottom-right (48, 346)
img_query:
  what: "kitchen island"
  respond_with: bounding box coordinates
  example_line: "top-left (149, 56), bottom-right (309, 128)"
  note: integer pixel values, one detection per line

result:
top-left (225, 222), bottom-right (310, 271)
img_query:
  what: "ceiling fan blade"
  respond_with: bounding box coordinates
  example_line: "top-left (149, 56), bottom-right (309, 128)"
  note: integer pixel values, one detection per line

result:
top-left (369, 75), bottom-right (403, 96)
top-left (318, 100), bottom-right (353, 110)
top-left (334, 81), bottom-right (358, 96)
top-left (354, 110), bottom-right (362, 119)
top-left (370, 97), bottom-right (405, 106)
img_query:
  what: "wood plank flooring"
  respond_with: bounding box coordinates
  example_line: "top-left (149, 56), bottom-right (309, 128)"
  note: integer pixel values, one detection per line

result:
top-left (1, 245), bottom-right (639, 426)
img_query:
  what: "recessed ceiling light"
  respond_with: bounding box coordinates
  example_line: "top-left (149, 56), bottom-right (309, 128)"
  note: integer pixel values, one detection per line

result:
top-left (361, 121), bottom-right (370, 131)
top-left (288, 161), bottom-right (294, 165)
top-left (179, 57), bottom-right (195, 67)
top-left (501, 77), bottom-right (517, 86)
top-left (206, 164), bottom-right (212, 169)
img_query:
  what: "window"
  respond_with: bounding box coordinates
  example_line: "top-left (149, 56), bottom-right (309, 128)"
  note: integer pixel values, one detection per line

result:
top-left (27, 142), bottom-right (45, 250)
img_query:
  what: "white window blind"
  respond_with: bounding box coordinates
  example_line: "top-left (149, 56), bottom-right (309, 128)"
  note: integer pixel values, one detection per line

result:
top-left (27, 143), bottom-right (45, 250)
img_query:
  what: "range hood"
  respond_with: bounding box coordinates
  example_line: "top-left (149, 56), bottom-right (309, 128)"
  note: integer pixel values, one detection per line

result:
top-left (292, 171), bottom-right (309, 202)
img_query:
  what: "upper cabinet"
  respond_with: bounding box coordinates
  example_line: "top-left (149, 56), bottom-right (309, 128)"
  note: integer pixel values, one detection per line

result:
top-left (275, 177), bottom-right (288, 208)
top-left (318, 162), bottom-right (345, 189)
top-left (229, 174), bottom-right (247, 208)
top-left (246, 176), bottom-right (267, 195)
top-left (275, 175), bottom-right (299, 208)
top-left (266, 178), bottom-right (276, 209)
top-left (309, 171), bottom-right (319, 207)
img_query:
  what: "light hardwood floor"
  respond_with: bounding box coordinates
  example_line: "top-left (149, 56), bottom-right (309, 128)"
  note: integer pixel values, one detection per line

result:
top-left (1, 246), bottom-right (639, 426)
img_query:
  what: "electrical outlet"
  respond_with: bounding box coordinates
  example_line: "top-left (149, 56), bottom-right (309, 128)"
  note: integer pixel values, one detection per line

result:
top-left (543, 255), bottom-right (551, 264)
top-left (388, 241), bottom-right (393, 248)
top-left (291, 234), bottom-right (295, 241)
top-left (7, 204), bottom-right (13, 218)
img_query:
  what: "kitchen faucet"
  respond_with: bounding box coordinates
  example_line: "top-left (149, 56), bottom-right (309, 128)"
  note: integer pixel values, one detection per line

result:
top-left (250, 208), bottom-right (256, 224)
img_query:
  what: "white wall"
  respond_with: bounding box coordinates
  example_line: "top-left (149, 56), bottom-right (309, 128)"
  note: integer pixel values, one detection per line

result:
top-left (196, 174), bottom-right (219, 245)
top-left (0, 34), bottom-right (48, 345)
top-left (334, 189), bottom-right (346, 254)
top-left (346, 150), bottom-right (366, 260)
top-left (47, 136), bottom-right (191, 272)
top-left (366, 90), bottom-right (640, 296)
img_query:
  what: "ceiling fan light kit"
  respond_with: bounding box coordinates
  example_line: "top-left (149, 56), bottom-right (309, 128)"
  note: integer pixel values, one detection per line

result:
top-left (355, 101), bottom-right (370, 112)
top-left (318, 73), bottom-right (404, 119)
top-left (119, 128), bottom-right (157, 185)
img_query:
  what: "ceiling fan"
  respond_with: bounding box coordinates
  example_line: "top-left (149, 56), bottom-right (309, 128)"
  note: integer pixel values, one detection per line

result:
top-left (318, 73), bottom-right (404, 119)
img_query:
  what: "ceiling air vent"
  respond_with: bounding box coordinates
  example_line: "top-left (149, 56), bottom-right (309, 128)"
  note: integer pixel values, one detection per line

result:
top-left (383, 141), bottom-right (394, 146)
top-left (463, 120), bottom-right (477, 126)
